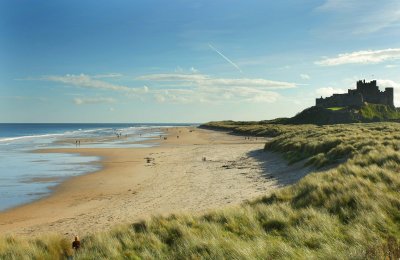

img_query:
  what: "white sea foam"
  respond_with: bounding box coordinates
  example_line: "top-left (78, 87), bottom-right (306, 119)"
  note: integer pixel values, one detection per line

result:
top-left (0, 133), bottom-right (65, 143)
top-left (0, 127), bottom-right (111, 143)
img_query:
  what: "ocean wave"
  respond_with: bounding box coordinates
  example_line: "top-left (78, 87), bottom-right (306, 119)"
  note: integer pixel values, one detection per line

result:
top-left (0, 133), bottom-right (65, 143)
top-left (0, 127), bottom-right (111, 143)
top-left (0, 125), bottom-right (182, 144)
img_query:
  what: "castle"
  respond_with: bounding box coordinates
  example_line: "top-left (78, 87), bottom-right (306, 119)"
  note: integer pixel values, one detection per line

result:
top-left (316, 80), bottom-right (394, 108)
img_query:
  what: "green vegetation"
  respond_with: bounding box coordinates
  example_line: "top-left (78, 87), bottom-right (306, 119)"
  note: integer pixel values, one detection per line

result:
top-left (360, 103), bottom-right (400, 121)
top-left (2, 122), bottom-right (400, 259)
top-left (232, 103), bottom-right (400, 125)
top-left (284, 104), bottom-right (400, 125)
top-left (326, 107), bottom-right (345, 111)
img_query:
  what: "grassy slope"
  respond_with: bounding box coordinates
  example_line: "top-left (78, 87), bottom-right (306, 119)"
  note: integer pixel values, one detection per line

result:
top-left (360, 104), bottom-right (400, 121)
top-left (272, 103), bottom-right (400, 125)
top-left (2, 122), bottom-right (400, 259)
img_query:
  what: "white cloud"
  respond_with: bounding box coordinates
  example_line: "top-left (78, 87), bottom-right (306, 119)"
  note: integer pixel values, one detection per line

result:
top-left (377, 79), bottom-right (400, 106)
top-left (315, 87), bottom-right (347, 98)
top-left (300, 74), bottom-right (310, 80)
top-left (137, 73), bottom-right (208, 82)
top-left (73, 97), bottom-right (116, 105)
top-left (316, 0), bottom-right (360, 11)
top-left (201, 78), bottom-right (295, 89)
top-left (315, 0), bottom-right (400, 34)
top-left (35, 72), bottom-right (295, 105)
top-left (385, 64), bottom-right (398, 68)
top-left (153, 89), bottom-right (194, 104)
top-left (151, 85), bottom-right (280, 104)
top-left (315, 48), bottom-right (400, 66)
top-left (154, 94), bottom-right (166, 103)
top-left (92, 73), bottom-right (123, 78)
top-left (139, 72), bottom-right (296, 104)
top-left (42, 74), bottom-right (146, 93)
top-left (137, 73), bottom-right (296, 89)
top-left (377, 79), bottom-right (400, 89)
top-left (190, 67), bottom-right (198, 73)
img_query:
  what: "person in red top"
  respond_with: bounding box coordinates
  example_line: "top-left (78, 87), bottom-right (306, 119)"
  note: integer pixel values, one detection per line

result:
top-left (72, 236), bottom-right (81, 250)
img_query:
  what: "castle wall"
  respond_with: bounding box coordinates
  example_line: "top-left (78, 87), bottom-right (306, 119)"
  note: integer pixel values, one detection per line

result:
top-left (316, 80), bottom-right (395, 107)
top-left (316, 92), bottom-right (363, 107)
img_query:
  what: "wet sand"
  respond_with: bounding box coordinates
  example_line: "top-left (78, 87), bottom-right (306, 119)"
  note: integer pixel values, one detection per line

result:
top-left (0, 127), bottom-right (313, 237)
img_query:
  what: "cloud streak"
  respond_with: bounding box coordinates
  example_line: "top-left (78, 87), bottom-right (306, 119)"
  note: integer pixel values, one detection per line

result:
top-left (208, 44), bottom-right (243, 73)
top-left (34, 72), bottom-right (296, 105)
top-left (74, 97), bottom-right (116, 105)
top-left (300, 74), bottom-right (310, 80)
top-left (92, 73), bottom-right (123, 78)
top-left (41, 74), bottom-right (148, 94)
top-left (315, 48), bottom-right (400, 66)
top-left (139, 72), bottom-right (295, 104)
top-left (152, 86), bottom-right (280, 104)
top-left (137, 73), bottom-right (296, 89)
top-left (315, 0), bottom-right (400, 34)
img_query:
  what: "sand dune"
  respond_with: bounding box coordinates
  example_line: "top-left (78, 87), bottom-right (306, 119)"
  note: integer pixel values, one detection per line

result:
top-left (0, 127), bottom-right (313, 237)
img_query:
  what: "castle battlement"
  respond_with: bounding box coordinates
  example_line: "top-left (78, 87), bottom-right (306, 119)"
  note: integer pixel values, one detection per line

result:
top-left (316, 80), bottom-right (394, 108)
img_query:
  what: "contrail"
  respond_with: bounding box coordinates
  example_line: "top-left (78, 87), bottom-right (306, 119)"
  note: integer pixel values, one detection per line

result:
top-left (208, 43), bottom-right (243, 73)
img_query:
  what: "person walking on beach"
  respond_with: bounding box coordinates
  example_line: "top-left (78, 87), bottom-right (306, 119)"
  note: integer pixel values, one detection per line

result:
top-left (72, 236), bottom-right (81, 250)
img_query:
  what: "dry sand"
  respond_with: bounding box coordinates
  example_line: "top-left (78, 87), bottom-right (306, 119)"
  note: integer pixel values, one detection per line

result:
top-left (0, 127), bottom-right (313, 237)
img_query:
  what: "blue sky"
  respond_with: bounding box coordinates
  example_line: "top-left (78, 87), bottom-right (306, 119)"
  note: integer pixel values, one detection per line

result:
top-left (1, 0), bottom-right (400, 123)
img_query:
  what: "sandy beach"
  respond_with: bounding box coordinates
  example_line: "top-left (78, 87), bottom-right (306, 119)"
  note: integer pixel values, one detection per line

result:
top-left (0, 127), bottom-right (313, 237)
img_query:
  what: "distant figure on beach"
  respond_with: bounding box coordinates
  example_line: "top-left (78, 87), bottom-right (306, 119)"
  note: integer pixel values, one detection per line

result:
top-left (177, 135), bottom-right (179, 139)
top-left (76, 140), bottom-right (78, 147)
top-left (72, 236), bottom-right (81, 250)
top-left (78, 140), bottom-right (81, 146)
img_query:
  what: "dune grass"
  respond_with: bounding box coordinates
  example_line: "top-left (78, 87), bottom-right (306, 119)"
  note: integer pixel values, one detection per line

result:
top-left (2, 122), bottom-right (400, 259)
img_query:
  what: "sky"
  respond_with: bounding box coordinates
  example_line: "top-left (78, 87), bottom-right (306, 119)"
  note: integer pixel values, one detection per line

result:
top-left (1, 0), bottom-right (400, 123)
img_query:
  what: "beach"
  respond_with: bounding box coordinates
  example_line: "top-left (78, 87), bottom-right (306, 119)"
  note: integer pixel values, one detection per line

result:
top-left (0, 127), bottom-right (312, 237)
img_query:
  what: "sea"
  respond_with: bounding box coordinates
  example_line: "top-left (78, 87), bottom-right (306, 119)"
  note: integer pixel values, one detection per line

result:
top-left (0, 123), bottom-right (193, 211)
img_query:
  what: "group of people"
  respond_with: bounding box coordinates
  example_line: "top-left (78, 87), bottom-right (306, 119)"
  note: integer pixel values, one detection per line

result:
top-left (75, 140), bottom-right (81, 147)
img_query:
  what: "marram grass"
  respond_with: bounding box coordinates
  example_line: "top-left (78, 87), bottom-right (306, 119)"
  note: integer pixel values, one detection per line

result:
top-left (2, 122), bottom-right (400, 259)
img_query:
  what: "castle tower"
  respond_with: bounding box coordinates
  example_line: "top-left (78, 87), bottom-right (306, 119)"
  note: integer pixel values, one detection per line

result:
top-left (385, 88), bottom-right (394, 107)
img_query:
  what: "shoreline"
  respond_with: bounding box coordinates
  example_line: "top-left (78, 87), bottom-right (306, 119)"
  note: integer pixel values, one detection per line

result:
top-left (0, 127), bottom-right (312, 237)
